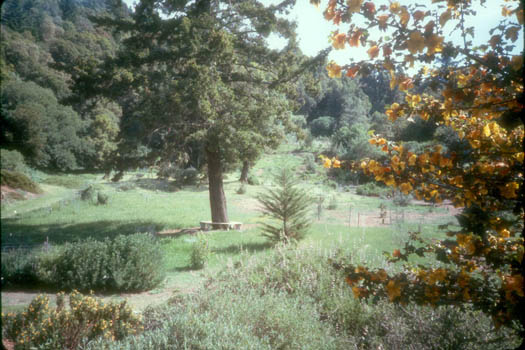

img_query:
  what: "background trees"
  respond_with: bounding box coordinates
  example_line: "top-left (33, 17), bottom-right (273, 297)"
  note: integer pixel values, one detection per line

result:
top-left (316, 0), bottom-right (524, 343)
top-left (0, 0), bottom-right (126, 171)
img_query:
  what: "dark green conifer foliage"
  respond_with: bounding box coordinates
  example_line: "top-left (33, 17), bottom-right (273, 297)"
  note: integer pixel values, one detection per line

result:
top-left (257, 169), bottom-right (311, 243)
top-left (73, 0), bottom-right (324, 223)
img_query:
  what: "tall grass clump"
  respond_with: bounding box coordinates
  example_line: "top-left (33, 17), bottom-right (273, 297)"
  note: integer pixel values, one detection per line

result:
top-left (190, 234), bottom-right (211, 269)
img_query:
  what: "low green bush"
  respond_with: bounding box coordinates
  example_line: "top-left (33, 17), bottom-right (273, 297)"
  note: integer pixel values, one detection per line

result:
top-left (109, 234), bottom-right (165, 291)
top-left (190, 234), bottom-right (210, 270)
top-left (0, 249), bottom-right (38, 287)
top-left (247, 173), bottom-right (260, 185)
top-left (355, 182), bottom-right (390, 197)
top-left (0, 169), bottom-right (43, 194)
top-left (1, 291), bottom-right (142, 350)
top-left (80, 185), bottom-right (97, 202)
top-left (1, 234), bottom-right (164, 292)
top-left (54, 238), bottom-right (110, 291)
top-left (0, 149), bottom-right (29, 173)
top-left (97, 192), bottom-right (109, 205)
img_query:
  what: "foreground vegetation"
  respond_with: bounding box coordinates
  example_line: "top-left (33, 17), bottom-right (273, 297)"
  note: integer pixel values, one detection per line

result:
top-left (3, 245), bottom-right (520, 349)
top-left (1, 142), bottom-right (520, 348)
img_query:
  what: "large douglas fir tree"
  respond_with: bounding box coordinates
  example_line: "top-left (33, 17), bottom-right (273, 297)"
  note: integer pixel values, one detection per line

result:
top-left (73, 0), bottom-right (323, 223)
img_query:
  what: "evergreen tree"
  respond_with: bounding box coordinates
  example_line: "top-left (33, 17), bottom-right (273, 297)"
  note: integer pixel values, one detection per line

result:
top-left (256, 169), bottom-right (311, 243)
top-left (72, 0), bottom-right (323, 223)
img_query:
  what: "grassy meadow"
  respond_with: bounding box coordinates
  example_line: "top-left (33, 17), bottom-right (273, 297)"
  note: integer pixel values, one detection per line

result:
top-left (2, 141), bottom-right (455, 310)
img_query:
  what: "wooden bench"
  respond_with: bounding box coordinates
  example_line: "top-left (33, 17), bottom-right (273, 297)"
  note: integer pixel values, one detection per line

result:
top-left (199, 221), bottom-right (242, 231)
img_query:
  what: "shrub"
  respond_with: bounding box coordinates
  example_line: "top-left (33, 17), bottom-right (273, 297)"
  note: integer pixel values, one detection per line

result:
top-left (0, 249), bottom-right (38, 287)
top-left (190, 234), bottom-right (210, 269)
top-left (108, 234), bottom-right (165, 291)
top-left (53, 238), bottom-right (110, 291)
top-left (22, 234), bottom-right (166, 292)
top-left (179, 167), bottom-right (200, 185)
top-left (247, 173), bottom-right (260, 185)
top-left (257, 169), bottom-right (311, 242)
top-left (97, 192), bottom-right (109, 205)
top-left (0, 149), bottom-right (28, 173)
top-left (303, 153), bottom-right (317, 173)
top-left (0, 169), bottom-right (43, 194)
top-left (80, 185), bottom-right (97, 202)
top-left (1, 291), bottom-right (143, 350)
top-left (310, 116), bottom-right (336, 137)
top-left (355, 182), bottom-right (390, 197)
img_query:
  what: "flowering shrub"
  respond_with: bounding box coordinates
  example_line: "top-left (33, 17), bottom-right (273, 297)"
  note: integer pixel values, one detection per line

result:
top-left (1, 291), bottom-right (143, 349)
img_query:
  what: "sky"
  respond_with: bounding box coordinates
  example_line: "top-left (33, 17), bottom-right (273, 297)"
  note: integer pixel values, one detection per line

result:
top-left (122, 0), bottom-right (523, 64)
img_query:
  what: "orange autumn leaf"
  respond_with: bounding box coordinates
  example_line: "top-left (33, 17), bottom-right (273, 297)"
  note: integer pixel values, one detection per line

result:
top-left (349, 31), bottom-right (362, 47)
top-left (426, 34), bottom-right (444, 55)
top-left (407, 31), bottom-right (425, 54)
top-left (326, 61), bottom-right (342, 78)
top-left (386, 280), bottom-right (402, 301)
top-left (367, 45), bottom-right (380, 59)
top-left (399, 78), bottom-right (414, 91)
top-left (389, 2), bottom-right (401, 14)
top-left (413, 10), bottom-right (425, 21)
top-left (439, 9), bottom-right (452, 27)
top-left (346, 65), bottom-right (360, 78)
top-left (399, 182), bottom-right (413, 194)
top-left (331, 33), bottom-right (347, 49)
top-left (347, 0), bottom-right (363, 13)
top-left (399, 9), bottom-right (410, 26)
top-left (378, 15), bottom-right (389, 30)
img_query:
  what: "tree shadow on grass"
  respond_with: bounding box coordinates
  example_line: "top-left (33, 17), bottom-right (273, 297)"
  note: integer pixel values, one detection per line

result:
top-left (212, 241), bottom-right (273, 255)
top-left (1, 219), bottom-right (165, 246)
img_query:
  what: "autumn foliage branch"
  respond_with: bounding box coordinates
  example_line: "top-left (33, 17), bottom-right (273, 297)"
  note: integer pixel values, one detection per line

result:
top-left (315, 0), bottom-right (524, 341)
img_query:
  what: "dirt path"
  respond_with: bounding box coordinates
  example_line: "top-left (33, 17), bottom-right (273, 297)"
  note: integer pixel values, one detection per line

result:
top-left (1, 277), bottom-right (202, 312)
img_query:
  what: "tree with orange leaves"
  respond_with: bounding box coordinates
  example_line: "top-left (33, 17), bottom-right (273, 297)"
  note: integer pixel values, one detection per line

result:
top-left (315, 0), bottom-right (524, 346)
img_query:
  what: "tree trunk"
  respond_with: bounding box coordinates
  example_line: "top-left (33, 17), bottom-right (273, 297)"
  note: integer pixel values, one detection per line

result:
top-left (206, 148), bottom-right (229, 223)
top-left (239, 160), bottom-right (250, 183)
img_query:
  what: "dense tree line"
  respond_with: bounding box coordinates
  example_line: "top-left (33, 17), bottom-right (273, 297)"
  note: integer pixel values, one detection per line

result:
top-left (1, 0), bottom-right (127, 171)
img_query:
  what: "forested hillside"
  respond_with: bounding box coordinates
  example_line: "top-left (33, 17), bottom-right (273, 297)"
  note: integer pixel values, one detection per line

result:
top-left (1, 0), bottom-right (445, 178)
top-left (1, 0), bottom-right (128, 171)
